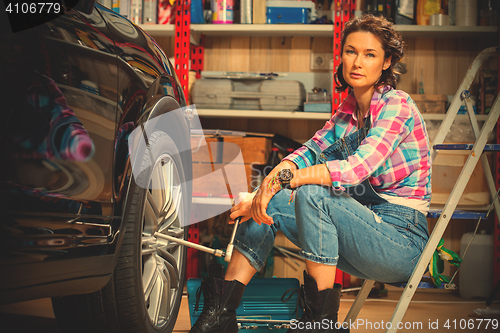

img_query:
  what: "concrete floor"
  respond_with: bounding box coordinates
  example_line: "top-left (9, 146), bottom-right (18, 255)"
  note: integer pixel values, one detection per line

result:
top-left (0, 286), bottom-right (498, 333)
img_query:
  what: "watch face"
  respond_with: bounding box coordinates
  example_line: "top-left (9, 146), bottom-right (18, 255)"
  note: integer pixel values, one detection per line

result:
top-left (279, 169), bottom-right (293, 182)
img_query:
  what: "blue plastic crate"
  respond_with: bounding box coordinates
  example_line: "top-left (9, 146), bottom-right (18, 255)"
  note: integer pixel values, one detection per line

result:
top-left (187, 277), bottom-right (302, 332)
top-left (266, 7), bottom-right (309, 24)
top-left (304, 103), bottom-right (332, 113)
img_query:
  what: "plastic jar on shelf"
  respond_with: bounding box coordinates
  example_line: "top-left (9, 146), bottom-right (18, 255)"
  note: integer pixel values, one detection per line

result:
top-left (211, 0), bottom-right (234, 24)
top-left (416, 0), bottom-right (441, 25)
top-left (456, 0), bottom-right (478, 26)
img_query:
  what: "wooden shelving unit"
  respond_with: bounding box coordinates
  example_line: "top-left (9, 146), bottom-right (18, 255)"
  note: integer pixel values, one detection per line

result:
top-left (144, 3), bottom-right (500, 289)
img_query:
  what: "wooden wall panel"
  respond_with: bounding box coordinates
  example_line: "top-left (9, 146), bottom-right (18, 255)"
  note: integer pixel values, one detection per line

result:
top-left (457, 39), bottom-right (485, 95)
top-left (229, 36), bottom-right (250, 72)
top-left (397, 38), bottom-right (415, 93)
top-left (152, 36), bottom-right (175, 58)
top-left (311, 36), bottom-right (333, 53)
top-left (288, 120), bottom-right (310, 143)
top-left (435, 39), bottom-right (459, 96)
top-left (204, 36), bottom-right (231, 71)
top-left (412, 38), bottom-right (437, 94)
top-left (290, 36), bottom-right (311, 72)
top-left (249, 37), bottom-right (271, 72)
top-left (270, 37), bottom-right (291, 72)
top-left (395, 37), bottom-right (496, 96)
top-left (202, 36), bottom-right (213, 70)
top-left (288, 119), bottom-right (327, 144)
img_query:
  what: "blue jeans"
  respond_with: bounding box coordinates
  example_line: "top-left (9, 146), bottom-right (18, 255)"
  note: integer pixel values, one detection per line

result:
top-left (234, 185), bottom-right (429, 283)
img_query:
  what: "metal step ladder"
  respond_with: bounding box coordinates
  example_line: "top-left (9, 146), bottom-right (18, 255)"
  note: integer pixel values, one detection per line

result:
top-left (343, 46), bottom-right (500, 333)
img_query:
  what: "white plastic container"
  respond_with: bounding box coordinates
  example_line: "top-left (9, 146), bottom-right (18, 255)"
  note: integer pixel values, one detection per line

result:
top-left (459, 230), bottom-right (493, 298)
top-left (192, 78), bottom-right (305, 111)
top-left (455, 0), bottom-right (477, 26)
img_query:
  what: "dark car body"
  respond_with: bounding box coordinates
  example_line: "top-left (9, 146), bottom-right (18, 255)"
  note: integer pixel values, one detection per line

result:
top-left (0, 1), bottom-right (191, 307)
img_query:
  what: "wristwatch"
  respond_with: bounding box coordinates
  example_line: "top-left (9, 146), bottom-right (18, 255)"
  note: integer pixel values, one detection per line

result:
top-left (277, 169), bottom-right (294, 189)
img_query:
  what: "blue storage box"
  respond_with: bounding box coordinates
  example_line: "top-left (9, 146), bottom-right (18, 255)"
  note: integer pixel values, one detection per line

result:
top-left (304, 102), bottom-right (332, 113)
top-left (187, 277), bottom-right (302, 332)
top-left (266, 0), bottom-right (314, 24)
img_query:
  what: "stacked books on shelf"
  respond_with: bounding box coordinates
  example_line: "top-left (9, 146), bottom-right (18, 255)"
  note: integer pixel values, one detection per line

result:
top-left (98, 0), bottom-right (168, 25)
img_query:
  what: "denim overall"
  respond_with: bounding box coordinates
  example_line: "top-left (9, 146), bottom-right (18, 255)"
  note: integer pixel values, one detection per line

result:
top-left (234, 116), bottom-right (429, 283)
top-left (307, 116), bottom-right (388, 205)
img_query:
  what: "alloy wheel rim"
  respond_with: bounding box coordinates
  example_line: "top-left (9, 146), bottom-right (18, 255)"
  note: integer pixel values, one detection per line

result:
top-left (141, 154), bottom-right (185, 328)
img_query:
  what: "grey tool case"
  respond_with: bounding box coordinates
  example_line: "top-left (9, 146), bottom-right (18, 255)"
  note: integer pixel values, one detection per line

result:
top-left (192, 78), bottom-right (306, 111)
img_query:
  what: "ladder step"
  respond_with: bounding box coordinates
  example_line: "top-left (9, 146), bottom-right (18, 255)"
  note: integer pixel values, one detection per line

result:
top-left (427, 209), bottom-right (487, 219)
top-left (433, 144), bottom-right (500, 151)
top-left (389, 280), bottom-right (445, 289)
top-left (390, 276), bottom-right (450, 289)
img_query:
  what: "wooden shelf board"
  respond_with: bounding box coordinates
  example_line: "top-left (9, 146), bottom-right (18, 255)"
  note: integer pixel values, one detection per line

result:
top-left (140, 24), bottom-right (497, 38)
top-left (138, 24), bottom-right (175, 36)
top-left (394, 25), bottom-right (497, 38)
top-left (422, 114), bottom-right (489, 121)
top-left (196, 109), bottom-right (490, 121)
top-left (196, 109), bottom-right (332, 120)
top-left (191, 24), bottom-right (333, 36)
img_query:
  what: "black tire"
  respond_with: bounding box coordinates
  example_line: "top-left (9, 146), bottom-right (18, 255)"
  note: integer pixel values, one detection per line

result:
top-left (52, 130), bottom-right (189, 333)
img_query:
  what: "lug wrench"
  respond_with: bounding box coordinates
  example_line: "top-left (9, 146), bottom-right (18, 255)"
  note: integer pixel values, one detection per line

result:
top-left (154, 216), bottom-right (242, 261)
top-left (224, 216), bottom-right (241, 262)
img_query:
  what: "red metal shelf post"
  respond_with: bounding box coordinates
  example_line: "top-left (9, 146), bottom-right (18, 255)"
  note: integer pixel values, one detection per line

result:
top-left (332, 0), bottom-right (355, 115)
top-left (174, 0), bottom-right (191, 101)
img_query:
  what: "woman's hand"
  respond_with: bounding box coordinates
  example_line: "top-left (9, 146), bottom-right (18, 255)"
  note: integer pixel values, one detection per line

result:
top-left (247, 160), bottom-right (294, 225)
top-left (229, 160), bottom-right (298, 226)
top-left (229, 192), bottom-right (256, 224)
top-left (250, 183), bottom-right (276, 225)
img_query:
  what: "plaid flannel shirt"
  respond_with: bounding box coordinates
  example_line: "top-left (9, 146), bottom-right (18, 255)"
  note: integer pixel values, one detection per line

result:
top-left (284, 86), bottom-right (431, 201)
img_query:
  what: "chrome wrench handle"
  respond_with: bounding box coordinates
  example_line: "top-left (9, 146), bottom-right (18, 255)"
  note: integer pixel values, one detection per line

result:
top-left (224, 216), bottom-right (242, 262)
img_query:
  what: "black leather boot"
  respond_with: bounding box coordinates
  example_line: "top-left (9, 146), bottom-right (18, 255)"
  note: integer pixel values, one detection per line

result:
top-left (287, 271), bottom-right (342, 333)
top-left (189, 264), bottom-right (246, 333)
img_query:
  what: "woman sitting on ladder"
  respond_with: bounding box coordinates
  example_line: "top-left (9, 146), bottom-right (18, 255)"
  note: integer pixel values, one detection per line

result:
top-left (190, 14), bottom-right (431, 333)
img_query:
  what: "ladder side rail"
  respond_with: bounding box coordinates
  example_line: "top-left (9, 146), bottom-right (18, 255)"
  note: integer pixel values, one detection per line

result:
top-left (342, 279), bottom-right (375, 325)
top-left (466, 93), bottom-right (500, 223)
top-left (431, 47), bottom-right (500, 161)
top-left (385, 93), bottom-right (500, 333)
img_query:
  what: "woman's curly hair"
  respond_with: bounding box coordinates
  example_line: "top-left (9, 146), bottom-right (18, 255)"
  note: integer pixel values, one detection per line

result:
top-left (335, 14), bottom-right (405, 93)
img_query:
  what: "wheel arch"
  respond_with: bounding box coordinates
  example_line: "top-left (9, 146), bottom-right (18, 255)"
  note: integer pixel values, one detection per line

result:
top-left (111, 74), bottom-right (192, 267)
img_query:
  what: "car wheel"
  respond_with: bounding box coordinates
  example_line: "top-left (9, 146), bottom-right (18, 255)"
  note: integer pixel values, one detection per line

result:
top-left (52, 130), bottom-right (189, 333)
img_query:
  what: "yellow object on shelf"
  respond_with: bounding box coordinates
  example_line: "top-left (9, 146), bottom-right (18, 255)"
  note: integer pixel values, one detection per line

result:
top-left (417, 0), bottom-right (441, 25)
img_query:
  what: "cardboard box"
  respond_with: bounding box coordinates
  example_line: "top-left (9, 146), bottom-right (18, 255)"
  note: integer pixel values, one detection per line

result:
top-left (411, 94), bottom-right (447, 113)
top-left (191, 135), bottom-right (272, 195)
top-left (431, 149), bottom-right (491, 207)
top-left (192, 162), bottom-right (256, 195)
top-left (191, 136), bottom-right (272, 165)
